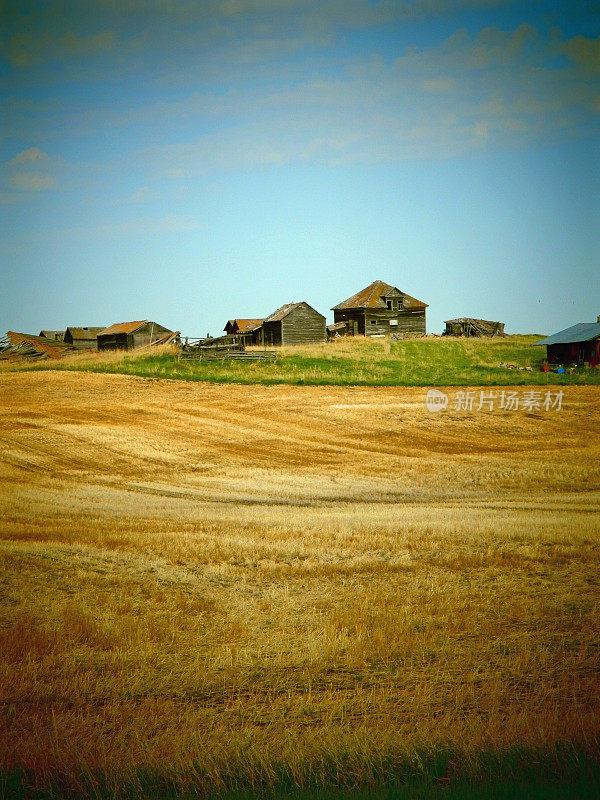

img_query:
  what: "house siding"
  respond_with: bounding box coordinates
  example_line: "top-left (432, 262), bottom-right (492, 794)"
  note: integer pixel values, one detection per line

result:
top-left (334, 308), bottom-right (426, 336)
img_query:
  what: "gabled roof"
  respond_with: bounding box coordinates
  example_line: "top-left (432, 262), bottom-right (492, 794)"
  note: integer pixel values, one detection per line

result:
top-left (39, 330), bottom-right (65, 340)
top-left (533, 322), bottom-right (600, 347)
top-left (66, 326), bottom-right (106, 340)
top-left (224, 318), bottom-right (264, 333)
top-left (332, 280), bottom-right (428, 310)
top-left (98, 321), bottom-right (148, 336)
top-left (264, 301), bottom-right (324, 322)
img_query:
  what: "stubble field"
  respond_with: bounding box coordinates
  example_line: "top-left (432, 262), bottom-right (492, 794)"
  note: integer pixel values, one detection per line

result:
top-left (1, 370), bottom-right (599, 798)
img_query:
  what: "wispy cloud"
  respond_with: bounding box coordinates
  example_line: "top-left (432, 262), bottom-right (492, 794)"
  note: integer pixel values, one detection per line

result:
top-left (8, 147), bottom-right (50, 166)
top-left (94, 213), bottom-right (202, 237)
top-left (10, 172), bottom-right (57, 191)
top-left (125, 23), bottom-right (598, 173)
top-left (7, 29), bottom-right (116, 69)
top-left (2, 3), bottom-right (598, 183)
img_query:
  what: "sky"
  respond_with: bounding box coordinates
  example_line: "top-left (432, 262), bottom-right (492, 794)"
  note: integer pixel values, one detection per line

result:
top-left (1, 0), bottom-right (599, 337)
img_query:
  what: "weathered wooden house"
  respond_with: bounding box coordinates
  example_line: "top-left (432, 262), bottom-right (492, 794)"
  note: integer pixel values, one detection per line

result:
top-left (533, 319), bottom-right (600, 367)
top-left (443, 318), bottom-right (505, 337)
top-left (332, 280), bottom-right (427, 336)
top-left (261, 302), bottom-right (326, 346)
top-left (223, 319), bottom-right (264, 345)
top-left (64, 326), bottom-right (106, 350)
top-left (39, 330), bottom-right (66, 342)
top-left (97, 320), bottom-right (174, 351)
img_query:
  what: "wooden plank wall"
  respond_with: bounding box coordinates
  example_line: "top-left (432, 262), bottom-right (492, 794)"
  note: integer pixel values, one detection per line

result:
top-left (335, 309), bottom-right (426, 336)
top-left (281, 305), bottom-right (326, 345)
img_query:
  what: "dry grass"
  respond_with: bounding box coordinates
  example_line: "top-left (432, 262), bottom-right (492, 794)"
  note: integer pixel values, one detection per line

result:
top-left (0, 371), bottom-right (599, 796)
top-left (5, 335), bottom-right (598, 387)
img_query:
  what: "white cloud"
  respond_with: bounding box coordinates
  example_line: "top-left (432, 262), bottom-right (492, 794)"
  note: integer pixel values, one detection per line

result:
top-left (10, 172), bottom-right (56, 191)
top-left (8, 147), bottom-right (49, 166)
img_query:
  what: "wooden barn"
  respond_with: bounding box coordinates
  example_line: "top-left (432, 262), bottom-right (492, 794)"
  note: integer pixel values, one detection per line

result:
top-left (64, 326), bottom-right (106, 350)
top-left (443, 318), bottom-right (505, 337)
top-left (533, 319), bottom-right (600, 367)
top-left (223, 319), bottom-right (264, 345)
top-left (97, 320), bottom-right (174, 351)
top-left (261, 302), bottom-right (326, 346)
top-left (332, 280), bottom-right (427, 336)
top-left (39, 330), bottom-right (65, 342)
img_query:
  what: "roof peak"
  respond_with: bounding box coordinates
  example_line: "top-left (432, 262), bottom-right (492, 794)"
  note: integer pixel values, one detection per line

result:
top-left (332, 280), bottom-right (428, 310)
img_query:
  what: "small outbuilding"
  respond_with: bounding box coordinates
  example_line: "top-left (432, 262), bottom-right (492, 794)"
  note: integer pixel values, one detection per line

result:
top-left (261, 302), bottom-right (326, 346)
top-left (64, 326), bottom-right (106, 350)
top-left (332, 280), bottom-right (427, 336)
top-left (223, 319), bottom-right (264, 345)
top-left (443, 318), bottom-right (505, 337)
top-left (39, 330), bottom-right (66, 342)
top-left (97, 320), bottom-right (175, 351)
top-left (533, 319), bottom-right (600, 367)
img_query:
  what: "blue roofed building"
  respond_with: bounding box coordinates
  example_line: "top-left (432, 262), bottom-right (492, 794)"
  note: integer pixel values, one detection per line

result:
top-left (533, 318), bottom-right (600, 367)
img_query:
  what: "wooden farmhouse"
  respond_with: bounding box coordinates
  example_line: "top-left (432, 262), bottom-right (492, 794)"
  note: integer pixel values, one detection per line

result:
top-left (64, 326), bottom-right (106, 350)
top-left (332, 280), bottom-right (427, 336)
top-left (261, 302), bottom-right (326, 346)
top-left (223, 319), bottom-right (264, 346)
top-left (97, 320), bottom-right (175, 351)
top-left (533, 319), bottom-right (600, 367)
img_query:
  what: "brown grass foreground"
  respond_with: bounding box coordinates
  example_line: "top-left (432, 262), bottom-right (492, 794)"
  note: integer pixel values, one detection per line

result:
top-left (0, 371), bottom-right (599, 796)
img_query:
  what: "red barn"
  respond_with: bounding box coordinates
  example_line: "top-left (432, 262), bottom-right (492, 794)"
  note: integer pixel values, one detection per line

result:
top-left (534, 320), bottom-right (600, 367)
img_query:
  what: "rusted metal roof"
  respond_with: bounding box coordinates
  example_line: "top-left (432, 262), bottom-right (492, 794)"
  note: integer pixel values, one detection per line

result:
top-left (3, 331), bottom-right (73, 360)
top-left (97, 321), bottom-right (148, 336)
top-left (65, 326), bottom-right (106, 340)
top-left (225, 319), bottom-right (264, 333)
top-left (332, 280), bottom-right (428, 310)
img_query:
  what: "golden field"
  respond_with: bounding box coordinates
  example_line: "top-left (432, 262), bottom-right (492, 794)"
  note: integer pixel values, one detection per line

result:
top-left (0, 369), bottom-right (599, 796)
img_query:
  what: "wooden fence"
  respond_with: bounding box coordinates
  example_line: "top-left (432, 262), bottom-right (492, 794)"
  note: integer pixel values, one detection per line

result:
top-left (179, 335), bottom-right (276, 362)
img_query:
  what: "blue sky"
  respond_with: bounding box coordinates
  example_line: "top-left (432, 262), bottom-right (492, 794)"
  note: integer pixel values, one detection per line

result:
top-left (1, 0), bottom-right (598, 337)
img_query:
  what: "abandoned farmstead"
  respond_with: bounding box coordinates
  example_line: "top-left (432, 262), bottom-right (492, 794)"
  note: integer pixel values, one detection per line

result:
top-left (534, 319), bottom-right (600, 367)
top-left (97, 321), bottom-right (177, 351)
top-left (331, 280), bottom-right (428, 336)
